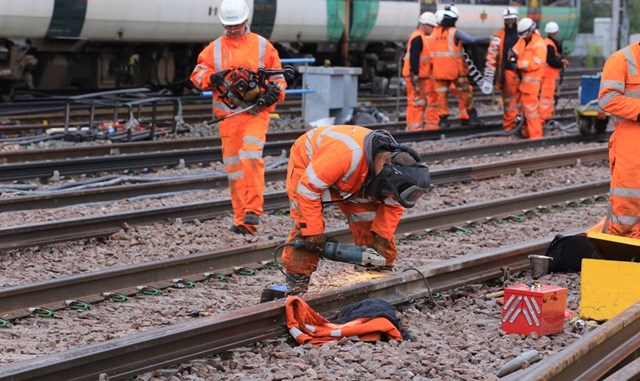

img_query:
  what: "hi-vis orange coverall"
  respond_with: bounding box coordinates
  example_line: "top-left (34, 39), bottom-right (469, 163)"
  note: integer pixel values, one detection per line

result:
top-left (402, 29), bottom-right (431, 131)
top-left (190, 29), bottom-right (286, 233)
top-left (598, 42), bottom-right (640, 238)
top-left (282, 125), bottom-right (403, 276)
top-left (430, 26), bottom-right (475, 121)
top-left (511, 31), bottom-right (547, 139)
top-left (487, 27), bottom-right (521, 131)
top-left (539, 37), bottom-right (563, 121)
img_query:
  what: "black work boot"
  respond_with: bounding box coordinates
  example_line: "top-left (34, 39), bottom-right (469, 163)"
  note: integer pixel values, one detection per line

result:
top-left (243, 212), bottom-right (260, 226)
top-left (229, 225), bottom-right (251, 235)
top-left (260, 284), bottom-right (288, 303)
top-left (468, 108), bottom-right (485, 127)
top-left (438, 115), bottom-right (451, 129)
top-left (285, 272), bottom-right (311, 295)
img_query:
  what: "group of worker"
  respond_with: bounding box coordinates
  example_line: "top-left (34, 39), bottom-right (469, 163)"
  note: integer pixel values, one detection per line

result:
top-left (190, 0), bottom-right (430, 296)
top-left (403, 5), bottom-right (569, 139)
top-left (190, 0), bottom-right (640, 300)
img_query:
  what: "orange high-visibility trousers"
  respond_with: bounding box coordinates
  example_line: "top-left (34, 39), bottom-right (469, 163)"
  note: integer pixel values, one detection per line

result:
top-left (405, 77), bottom-right (427, 131)
top-left (425, 78), bottom-right (440, 130)
top-left (539, 75), bottom-right (557, 121)
top-left (502, 70), bottom-right (521, 131)
top-left (219, 111), bottom-right (269, 233)
top-left (434, 77), bottom-right (474, 118)
top-left (520, 88), bottom-right (543, 139)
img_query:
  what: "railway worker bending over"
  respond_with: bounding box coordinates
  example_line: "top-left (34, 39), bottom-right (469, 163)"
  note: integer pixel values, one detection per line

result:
top-left (190, 0), bottom-right (286, 235)
top-left (430, 4), bottom-right (490, 129)
top-left (402, 11), bottom-right (438, 131)
top-left (280, 125), bottom-right (430, 295)
top-left (539, 21), bottom-right (570, 124)
top-left (598, 41), bottom-right (640, 238)
top-left (486, 8), bottom-right (521, 132)
top-left (509, 18), bottom-right (547, 139)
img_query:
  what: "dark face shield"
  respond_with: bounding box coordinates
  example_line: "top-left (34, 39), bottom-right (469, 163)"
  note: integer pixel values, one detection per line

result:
top-left (367, 164), bottom-right (430, 208)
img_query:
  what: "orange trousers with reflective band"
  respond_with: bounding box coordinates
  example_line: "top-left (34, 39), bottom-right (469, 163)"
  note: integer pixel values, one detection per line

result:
top-left (502, 70), bottom-right (521, 131)
top-left (539, 75), bottom-right (557, 121)
top-left (607, 128), bottom-right (640, 238)
top-left (405, 77), bottom-right (427, 131)
top-left (520, 87), bottom-right (543, 139)
top-left (434, 77), bottom-right (474, 118)
top-left (219, 111), bottom-right (269, 232)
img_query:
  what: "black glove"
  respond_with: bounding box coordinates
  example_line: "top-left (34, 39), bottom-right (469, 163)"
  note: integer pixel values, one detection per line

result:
top-left (411, 74), bottom-right (419, 87)
top-left (303, 234), bottom-right (327, 252)
top-left (259, 85), bottom-right (280, 107)
top-left (505, 56), bottom-right (517, 71)
top-left (209, 71), bottom-right (226, 88)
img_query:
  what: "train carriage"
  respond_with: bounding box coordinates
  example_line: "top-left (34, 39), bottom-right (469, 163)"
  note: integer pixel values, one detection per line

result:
top-left (0, 0), bottom-right (580, 100)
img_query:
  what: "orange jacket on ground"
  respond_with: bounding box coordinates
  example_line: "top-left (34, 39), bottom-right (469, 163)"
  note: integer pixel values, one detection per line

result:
top-left (598, 41), bottom-right (640, 238)
top-left (430, 26), bottom-right (466, 81)
top-left (285, 296), bottom-right (403, 345)
top-left (190, 29), bottom-right (286, 117)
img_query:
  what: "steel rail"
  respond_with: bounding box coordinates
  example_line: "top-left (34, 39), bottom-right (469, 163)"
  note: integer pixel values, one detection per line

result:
top-left (0, 237), bottom-right (547, 381)
top-left (0, 145), bottom-right (608, 212)
top-left (0, 181), bottom-right (609, 319)
top-left (0, 146), bottom-right (610, 250)
top-left (504, 302), bottom-right (640, 381)
top-left (0, 123), bottom-right (591, 181)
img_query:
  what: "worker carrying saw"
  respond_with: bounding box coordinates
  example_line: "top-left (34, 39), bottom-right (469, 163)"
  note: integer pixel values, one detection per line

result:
top-left (279, 125), bottom-right (430, 295)
top-left (190, 0), bottom-right (287, 236)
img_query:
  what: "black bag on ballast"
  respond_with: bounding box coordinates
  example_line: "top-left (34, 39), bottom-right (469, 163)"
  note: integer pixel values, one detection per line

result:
top-left (544, 233), bottom-right (595, 272)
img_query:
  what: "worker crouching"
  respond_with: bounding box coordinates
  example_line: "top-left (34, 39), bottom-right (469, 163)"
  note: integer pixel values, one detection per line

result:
top-left (280, 125), bottom-right (430, 295)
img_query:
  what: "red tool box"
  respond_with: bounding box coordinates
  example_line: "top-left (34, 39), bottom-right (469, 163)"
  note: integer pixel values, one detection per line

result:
top-left (501, 283), bottom-right (567, 336)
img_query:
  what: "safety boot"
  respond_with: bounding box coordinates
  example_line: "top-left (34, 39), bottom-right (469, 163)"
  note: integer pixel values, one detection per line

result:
top-left (229, 224), bottom-right (251, 235)
top-left (438, 115), bottom-right (451, 129)
top-left (468, 108), bottom-right (485, 127)
top-left (243, 212), bottom-right (260, 226)
top-left (260, 284), bottom-right (288, 303)
top-left (285, 272), bottom-right (311, 295)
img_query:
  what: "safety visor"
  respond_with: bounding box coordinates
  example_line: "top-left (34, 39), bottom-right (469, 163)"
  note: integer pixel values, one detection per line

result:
top-left (379, 164), bottom-right (430, 208)
top-left (397, 184), bottom-right (428, 207)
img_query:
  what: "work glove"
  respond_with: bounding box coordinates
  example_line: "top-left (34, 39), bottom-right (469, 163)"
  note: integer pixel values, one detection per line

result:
top-left (303, 233), bottom-right (327, 252)
top-left (371, 234), bottom-right (391, 258)
top-left (411, 74), bottom-right (419, 87)
top-left (561, 58), bottom-right (570, 69)
top-left (505, 56), bottom-right (518, 71)
top-left (258, 84), bottom-right (280, 107)
top-left (209, 71), bottom-right (226, 89)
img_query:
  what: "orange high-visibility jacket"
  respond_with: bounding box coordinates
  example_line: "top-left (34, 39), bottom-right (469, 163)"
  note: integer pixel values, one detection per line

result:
top-left (430, 26), bottom-right (466, 81)
top-left (190, 30), bottom-right (286, 117)
top-left (402, 29), bottom-right (431, 78)
top-left (512, 31), bottom-right (547, 94)
top-left (289, 125), bottom-right (404, 238)
top-left (542, 37), bottom-right (561, 80)
top-left (598, 42), bottom-right (640, 237)
top-left (285, 296), bottom-right (403, 345)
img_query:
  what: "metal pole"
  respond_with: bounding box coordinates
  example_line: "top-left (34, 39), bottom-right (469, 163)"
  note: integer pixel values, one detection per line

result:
top-left (611, 0), bottom-right (620, 54)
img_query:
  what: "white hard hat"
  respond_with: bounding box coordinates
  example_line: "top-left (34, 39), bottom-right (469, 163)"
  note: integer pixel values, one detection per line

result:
top-left (435, 10), bottom-right (445, 25)
top-left (419, 12), bottom-right (437, 27)
top-left (219, 0), bottom-right (250, 26)
top-left (442, 4), bottom-right (459, 19)
top-left (502, 7), bottom-right (518, 20)
top-left (517, 17), bottom-right (536, 36)
top-left (545, 21), bottom-right (560, 34)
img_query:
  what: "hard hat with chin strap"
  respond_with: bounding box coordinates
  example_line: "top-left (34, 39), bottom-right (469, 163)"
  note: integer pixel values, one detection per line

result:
top-left (442, 4), bottom-right (459, 19)
top-left (545, 21), bottom-right (560, 34)
top-left (435, 10), bottom-right (445, 25)
top-left (517, 17), bottom-right (536, 37)
top-left (219, 0), bottom-right (250, 26)
top-left (503, 7), bottom-right (518, 20)
top-left (419, 12), bottom-right (437, 27)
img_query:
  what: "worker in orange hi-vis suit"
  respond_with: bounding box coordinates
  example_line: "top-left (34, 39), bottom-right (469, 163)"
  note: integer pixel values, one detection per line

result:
top-left (280, 125), bottom-right (430, 294)
top-left (539, 21), bottom-right (570, 123)
top-left (598, 41), bottom-right (640, 238)
top-left (510, 18), bottom-right (547, 139)
top-left (190, 0), bottom-right (286, 235)
top-left (402, 12), bottom-right (437, 131)
top-left (450, 83), bottom-right (471, 126)
top-left (430, 5), bottom-right (490, 128)
top-left (486, 7), bottom-right (521, 132)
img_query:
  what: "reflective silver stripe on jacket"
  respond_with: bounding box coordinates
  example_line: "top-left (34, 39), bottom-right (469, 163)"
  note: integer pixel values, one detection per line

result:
top-left (610, 214), bottom-right (640, 226)
top-left (347, 211), bottom-right (376, 224)
top-left (610, 187), bottom-right (640, 198)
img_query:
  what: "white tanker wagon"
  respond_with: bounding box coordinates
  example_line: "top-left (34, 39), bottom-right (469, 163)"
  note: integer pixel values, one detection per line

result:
top-left (0, 0), bottom-right (578, 101)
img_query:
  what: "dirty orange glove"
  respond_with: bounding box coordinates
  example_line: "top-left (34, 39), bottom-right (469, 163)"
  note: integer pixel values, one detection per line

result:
top-left (303, 234), bottom-right (327, 252)
top-left (371, 234), bottom-right (391, 257)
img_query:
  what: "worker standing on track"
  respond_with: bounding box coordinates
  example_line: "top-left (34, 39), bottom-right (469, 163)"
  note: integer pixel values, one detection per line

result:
top-left (486, 7), bottom-right (521, 132)
top-left (190, 0), bottom-right (286, 235)
top-left (509, 17), bottom-right (547, 139)
top-left (402, 12), bottom-right (438, 131)
top-left (280, 125), bottom-right (430, 294)
top-left (430, 4), bottom-right (489, 129)
top-left (597, 41), bottom-right (640, 238)
top-left (539, 21), bottom-right (570, 124)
